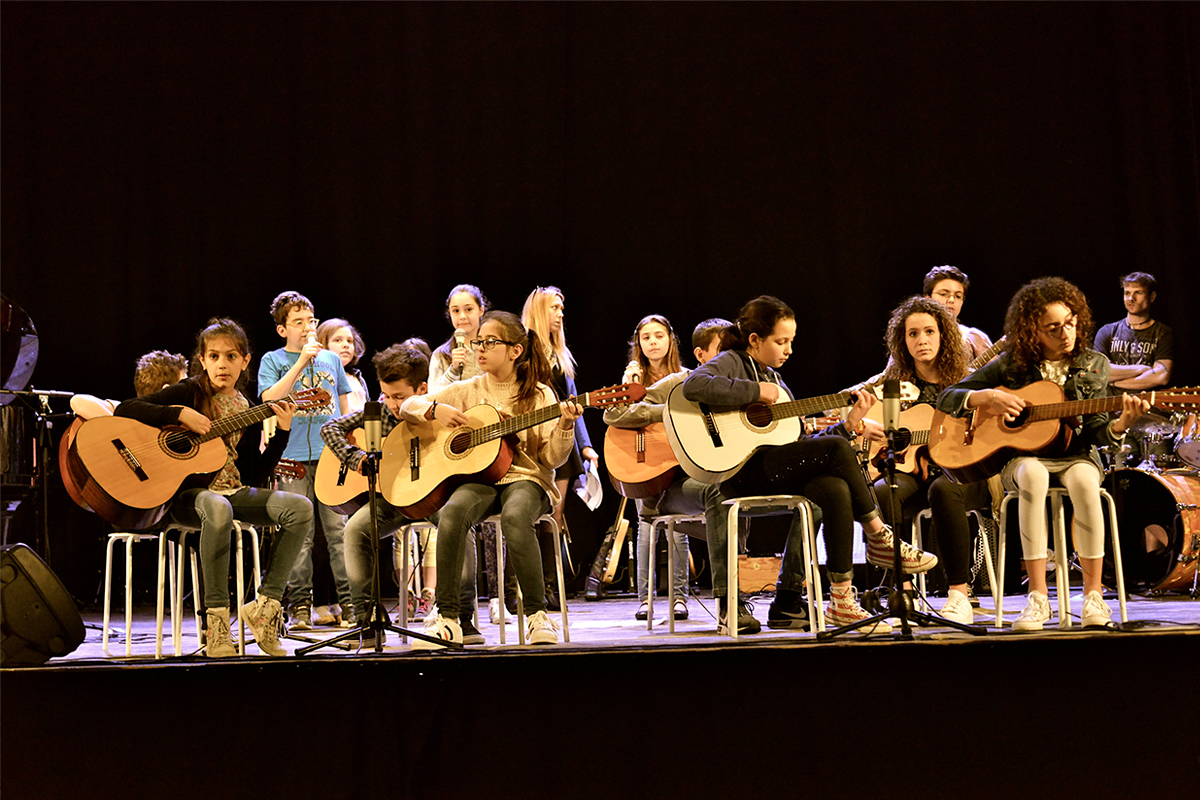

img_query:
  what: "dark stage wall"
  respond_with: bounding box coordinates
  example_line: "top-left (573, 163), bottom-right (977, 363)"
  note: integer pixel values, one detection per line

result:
top-left (4, 3), bottom-right (1197, 403)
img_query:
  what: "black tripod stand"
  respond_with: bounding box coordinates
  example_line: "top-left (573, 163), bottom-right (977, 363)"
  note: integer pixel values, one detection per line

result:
top-left (297, 403), bottom-right (462, 655)
top-left (819, 382), bottom-right (986, 640)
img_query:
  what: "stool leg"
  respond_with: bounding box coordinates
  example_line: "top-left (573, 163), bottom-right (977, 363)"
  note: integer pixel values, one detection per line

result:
top-left (156, 533), bottom-right (168, 659)
top-left (102, 535), bottom-right (118, 656)
top-left (666, 519), bottom-right (676, 634)
top-left (913, 514), bottom-right (927, 600)
top-left (124, 536), bottom-right (135, 658)
top-left (400, 527), bottom-right (411, 643)
top-left (646, 518), bottom-right (657, 632)
top-left (1102, 490), bottom-right (1128, 623)
top-left (234, 525), bottom-right (246, 654)
top-left (996, 496), bottom-right (1012, 629)
top-left (726, 503), bottom-right (740, 640)
top-left (800, 502), bottom-right (825, 633)
top-left (552, 520), bottom-right (569, 643)
top-left (496, 522), bottom-right (508, 645)
top-left (190, 548), bottom-right (203, 646)
top-left (1051, 493), bottom-right (1070, 629)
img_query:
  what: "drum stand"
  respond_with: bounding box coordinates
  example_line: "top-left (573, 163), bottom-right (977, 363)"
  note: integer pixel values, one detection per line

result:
top-left (820, 413), bottom-right (986, 641)
top-left (297, 412), bottom-right (462, 655)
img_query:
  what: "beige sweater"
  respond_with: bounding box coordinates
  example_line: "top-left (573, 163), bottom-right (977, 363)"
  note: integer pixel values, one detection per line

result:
top-left (399, 374), bottom-right (576, 506)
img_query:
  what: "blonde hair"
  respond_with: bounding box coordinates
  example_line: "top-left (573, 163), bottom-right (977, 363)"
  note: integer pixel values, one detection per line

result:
top-left (521, 286), bottom-right (576, 381)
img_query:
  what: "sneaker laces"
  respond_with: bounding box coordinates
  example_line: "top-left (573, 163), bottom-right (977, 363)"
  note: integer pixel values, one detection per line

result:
top-left (209, 613), bottom-right (233, 648)
top-left (258, 600), bottom-right (283, 645)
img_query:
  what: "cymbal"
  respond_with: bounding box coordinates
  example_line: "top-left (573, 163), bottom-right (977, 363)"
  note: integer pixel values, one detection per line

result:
top-left (1129, 412), bottom-right (1179, 437)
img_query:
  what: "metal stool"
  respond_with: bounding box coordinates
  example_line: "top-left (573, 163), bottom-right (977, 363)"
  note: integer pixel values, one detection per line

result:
top-left (102, 530), bottom-right (178, 658)
top-left (393, 521), bottom-right (434, 643)
top-left (722, 495), bottom-right (825, 640)
top-left (995, 487), bottom-right (1127, 629)
top-left (644, 513), bottom-right (702, 633)
top-left (491, 514), bottom-right (569, 645)
top-left (911, 507), bottom-right (999, 619)
top-left (166, 522), bottom-right (262, 654)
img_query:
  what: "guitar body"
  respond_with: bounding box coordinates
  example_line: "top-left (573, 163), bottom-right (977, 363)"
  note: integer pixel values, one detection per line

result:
top-left (58, 417), bottom-right (93, 513)
top-left (863, 403), bottom-right (937, 481)
top-left (603, 423), bottom-right (680, 499)
top-left (67, 415), bottom-right (227, 529)
top-left (602, 510), bottom-right (631, 584)
top-left (381, 404), bottom-right (515, 520)
top-left (663, 383), bottom-right (803, 484)
top-left (314, 428), bottom-right (368, 515)
top-left (928, 381), bottom-right (1072, 484)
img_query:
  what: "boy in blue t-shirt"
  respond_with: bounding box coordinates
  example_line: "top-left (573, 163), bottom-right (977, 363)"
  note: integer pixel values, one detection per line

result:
top-left (260, 290), bottom-right (353, 630)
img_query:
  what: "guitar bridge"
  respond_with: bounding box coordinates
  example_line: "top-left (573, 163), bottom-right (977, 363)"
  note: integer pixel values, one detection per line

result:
top-left (699, 403), bottom-right (723, 448)
top-left (112, 438), bottom-right (150, 482)
top-left (962, 411), bottom-right (977, 446)
top-left (636, 429), bottom-right (646, 464)
top-left (408, 436), bottom-right (420, 481)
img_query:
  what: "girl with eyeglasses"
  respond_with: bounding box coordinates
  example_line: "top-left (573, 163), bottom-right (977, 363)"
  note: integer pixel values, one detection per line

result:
top-left (937, 277), bottom-right (1150, 630)
top-left (398, 311), bottom-right (584, 646)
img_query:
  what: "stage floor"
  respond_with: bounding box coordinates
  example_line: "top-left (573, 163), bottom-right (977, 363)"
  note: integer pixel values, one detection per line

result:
top-left (51, 585), bottom-right (1200, 663)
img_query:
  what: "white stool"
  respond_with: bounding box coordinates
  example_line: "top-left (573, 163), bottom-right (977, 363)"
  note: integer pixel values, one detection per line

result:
top-left (644, 513), bottom-right (702, 633)
top-left (722, 495), bottom-right (825, 640)
top-left (166, 522), bottom-right (262, 654)
top-left (492, 514), bottom-right (569, 645)
top-left (995, 487), bottom-right (1127, 629)
top-left (911, 507), bottom-right (999, 618)
top-left (102, 531), bottom-right (178, 658)
top-left (393, 521), bottom-right (435, 642)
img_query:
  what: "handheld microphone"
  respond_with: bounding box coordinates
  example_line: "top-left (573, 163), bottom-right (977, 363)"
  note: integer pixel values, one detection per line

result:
top-left (625, 360), bottom-right (643, 384)
top-left (882, 379), bottom-right (901, 435)
top-left (454, 329), bottom-right (467, 350)
top-left (363, 401), bottom-right (383, 453)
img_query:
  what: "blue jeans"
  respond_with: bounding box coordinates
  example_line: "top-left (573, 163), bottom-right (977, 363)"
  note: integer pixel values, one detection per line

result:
top-left (434, 481), bottom-right (549, 619)
top-left (278, 462), bottom-right (352, 610)
top-left (635, 485), bottom-right (705, 603)
top-left (343, 499), bottom-right (477, 620)
top-left (170, 487), bottom-right (312, 609)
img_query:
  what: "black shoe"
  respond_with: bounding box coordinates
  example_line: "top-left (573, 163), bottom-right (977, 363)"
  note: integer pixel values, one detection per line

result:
top-left (717, 596), bottom-right (761, 635)
top-left (544, 581), bottom-right (561, 611)
top-left (767, 590), bottom-right (811, 631)
top-left (459, 616), bottom-right (486, 646)
top-left (635, 602), bottom-right (649, 620)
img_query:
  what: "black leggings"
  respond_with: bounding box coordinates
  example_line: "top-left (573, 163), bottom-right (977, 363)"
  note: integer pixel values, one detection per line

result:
top-left (723, 436), bottom-right (879, 577)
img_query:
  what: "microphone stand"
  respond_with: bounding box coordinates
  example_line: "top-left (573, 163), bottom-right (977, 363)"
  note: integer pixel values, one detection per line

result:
top-left (820, 385), bottom-right (985, 640)
top-left (298, 404), bottom-right (462, 654)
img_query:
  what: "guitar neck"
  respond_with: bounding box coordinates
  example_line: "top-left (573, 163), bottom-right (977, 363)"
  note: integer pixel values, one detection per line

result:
top-left (968, 337), bottom-right (1006, 371)
top-left (1026, 394), bottom-right (1132, 423)
top-left (769, 391), bottom-right (857, 422)
top-left (197, 392), bottom-right (302, 443)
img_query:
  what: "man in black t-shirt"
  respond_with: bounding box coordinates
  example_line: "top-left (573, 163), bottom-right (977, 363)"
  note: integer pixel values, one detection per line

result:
top-left (1094, 271), bottom-right (1174, 391)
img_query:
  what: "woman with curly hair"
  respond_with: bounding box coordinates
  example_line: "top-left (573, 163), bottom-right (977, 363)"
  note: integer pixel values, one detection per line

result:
top-left (862, 295), bottom-right (991, 624)
top-left (937, 277), bottom-right (1150, 630)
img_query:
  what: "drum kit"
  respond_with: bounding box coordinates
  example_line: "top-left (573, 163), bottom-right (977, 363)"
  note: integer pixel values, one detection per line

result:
top-left (1102, 408), bottom-right (1200, 596)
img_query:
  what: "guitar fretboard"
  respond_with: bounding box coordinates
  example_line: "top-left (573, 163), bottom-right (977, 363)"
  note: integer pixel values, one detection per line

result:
top-left (195, 391), bottom-right (315, 443)
top-left (769, 391), bottom-right (858, 421)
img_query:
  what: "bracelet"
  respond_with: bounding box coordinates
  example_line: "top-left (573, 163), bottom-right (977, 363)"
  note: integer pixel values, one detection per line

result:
top-left (426, 400), bottom-right (438, 421)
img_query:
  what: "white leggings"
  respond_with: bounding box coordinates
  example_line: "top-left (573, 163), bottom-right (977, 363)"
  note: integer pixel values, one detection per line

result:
top-left (1006, 457), bottom-right (1105, 561)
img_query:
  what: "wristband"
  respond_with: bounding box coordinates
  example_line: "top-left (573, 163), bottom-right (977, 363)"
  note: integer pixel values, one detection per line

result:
top-left (426, 400), bottom-right (438, 421)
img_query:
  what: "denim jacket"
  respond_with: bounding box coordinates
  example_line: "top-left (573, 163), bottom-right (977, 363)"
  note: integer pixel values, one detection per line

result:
top-left (936, 349), bottom-right (1118, 467)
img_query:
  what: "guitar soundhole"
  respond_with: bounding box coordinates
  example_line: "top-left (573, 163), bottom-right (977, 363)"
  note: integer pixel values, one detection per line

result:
top-left (159, 428), bottom-right (198, 459)
top-left (448, 430), bottom-right (473, 457)
top-left (745, 404), bottom-right (774, 429)
top-left (1003, 409), bottom-right (1031, 430)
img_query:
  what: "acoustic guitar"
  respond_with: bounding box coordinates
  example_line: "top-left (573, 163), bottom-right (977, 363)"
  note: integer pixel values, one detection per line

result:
top-left (664, 381), bottom-right (918, 484)
top-left (928, 382), bottom-right (1200, 484)
top-left (380, 383), bottom-right (645, 520)
top-left (314, 428), bottom-right (368, 515)
top-left (603, 423), bottom-right (680, 499)
top-left (860, 403), bottom-right (937, 481)
top-left (64, 387), bottom-right (329, 529)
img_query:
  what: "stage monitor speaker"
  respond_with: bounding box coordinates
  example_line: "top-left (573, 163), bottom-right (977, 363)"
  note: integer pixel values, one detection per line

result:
top-left (1, 543), bottom-right (85, 665)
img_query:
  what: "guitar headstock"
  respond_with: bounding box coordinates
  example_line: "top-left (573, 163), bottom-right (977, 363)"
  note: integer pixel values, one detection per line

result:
top-left (289, 387), bottom-right (333, 411)
top-left (1154, 388), bottom-right (1200, 412)
top-left (863, 381), bottom-right (920, 403)
top-left (579, 383), bottom-right (648, 410)
top-left (274, 458), bottom-right (307, 481)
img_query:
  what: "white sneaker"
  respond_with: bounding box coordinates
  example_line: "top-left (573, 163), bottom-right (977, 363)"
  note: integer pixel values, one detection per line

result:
top-left (526, 610), bottom-right (559, 645)
top-left (1081, 591), bottom-right (1112, 628)
top-left (411, 613), bottom-right (463, 650)
top-left (205, 608), bottom-right (237, 658)
top-left (489, 597), bottom-right (501, 625)
top-left (1012, 590), bottom-right (1051, 631)
top-left (939, 589), bottom-right (974, 626)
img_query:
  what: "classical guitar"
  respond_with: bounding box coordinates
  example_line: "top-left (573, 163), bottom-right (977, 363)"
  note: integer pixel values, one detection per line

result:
top-left (314, 428), bottom-right (368, 515)
top-left (603, 423), bottom-right (680, 499)
top-left (928, 382), bottom-right (1200, 484)
top-left (274, 458), bottom-right (307, 482)
top-left (664, 381), bottom-right (918, 484)
top-left (380, 383), bottom-right (645, 520)
top-left (968, 336), bottom-right (1006, 371)
top-left (860, 403), bottom-right (937, 481)
top-left (64, 388), bottom-right (330, 530)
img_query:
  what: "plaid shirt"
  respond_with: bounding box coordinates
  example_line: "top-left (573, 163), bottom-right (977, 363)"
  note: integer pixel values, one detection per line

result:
top-left (319, 406), bottom-right (402, 474)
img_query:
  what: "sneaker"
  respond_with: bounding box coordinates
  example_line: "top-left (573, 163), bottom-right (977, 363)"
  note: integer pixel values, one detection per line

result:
top-left (288, 604), bottom-right (313, 631)
top-left (1012, 590), bottom-right (1051, 631)
top-left (338, 604), bottom-right (357, 629)
top-left (459, 615), bottom-right (486, 645)
top-left (826, 586), bottom-right (893, 634)
top-left (672, 599), bottom-right (688, 620)
top-left (205, 608), bottom-right (237, 658)
top-left (939, 589), bottom-right (974, 626)
top-left (635, 602), bottom-right (649, 621)
top-left (717, 596), bottom-right (761, 635)
top-left (767, 590), bottom-right (811, 631)
top-left (526, 610), bottom-right (559, 645)
top-left (1081, 590), bottom-right (1112, 628)
top-left (865, 525), bottom-right (938, 574)
top-left (241, 596), bottom-right (287, 656)
top-left (411, 614), bottom-right (463, 650)
top-left (312, 604), bottom-right (339, 626)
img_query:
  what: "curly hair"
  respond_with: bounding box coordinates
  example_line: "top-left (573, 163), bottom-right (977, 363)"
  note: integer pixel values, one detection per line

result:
top-left (269, 291), bottom-right (313, 327)
top-left (133, 350), bottom-right (188, 396)
top-left (882, 296), bottom-right (968, 387)
top-left (626, 314), bottom-right (682, 385)
top-left (1002, 276), bottom-right (1094, 375)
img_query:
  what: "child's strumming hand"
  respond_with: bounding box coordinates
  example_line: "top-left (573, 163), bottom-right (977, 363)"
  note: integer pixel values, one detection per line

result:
top-left (178, 407), bottom-right (212, 435)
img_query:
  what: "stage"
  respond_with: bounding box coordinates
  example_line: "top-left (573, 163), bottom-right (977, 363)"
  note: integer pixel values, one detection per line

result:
top-left (3, 591), bottom-right (1197, 800)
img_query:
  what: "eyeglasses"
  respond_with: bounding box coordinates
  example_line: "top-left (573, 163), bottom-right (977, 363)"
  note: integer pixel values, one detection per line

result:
top-left (471, 337), bottom-right (516, 352)
top-left (287, 317), bottom-right (319, 329)
top-left (1040, 316), bottom-right (1077, 337)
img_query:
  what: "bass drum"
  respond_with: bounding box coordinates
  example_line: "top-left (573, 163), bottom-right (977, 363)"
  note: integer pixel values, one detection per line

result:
top-left (1105, 469), bottom-right (1200, 593)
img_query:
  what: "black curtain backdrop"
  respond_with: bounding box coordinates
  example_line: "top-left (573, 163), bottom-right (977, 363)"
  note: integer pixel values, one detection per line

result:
top-left (4, 2), bottom-right (1198, 409)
